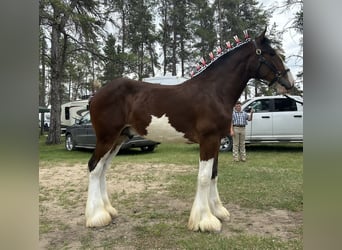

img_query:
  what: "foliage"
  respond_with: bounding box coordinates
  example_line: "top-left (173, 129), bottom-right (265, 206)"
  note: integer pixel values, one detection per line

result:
top-left (101, 34), bottom-right (125, 82)
top-left (40, 0), bottom-right (110, 144)
top-left (282, 0), bottom-right (303, 86)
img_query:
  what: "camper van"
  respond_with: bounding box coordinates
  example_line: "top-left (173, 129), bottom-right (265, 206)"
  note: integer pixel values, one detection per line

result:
top-left (143, 75), bottom-right (188, 85)
top-left (61, 100), bottom-right (89, 133)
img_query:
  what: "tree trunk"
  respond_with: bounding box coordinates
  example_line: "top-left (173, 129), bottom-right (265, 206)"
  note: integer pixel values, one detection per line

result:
top-left (39, 35), bottom-right (46, 107)
top-left (148, 43), bottom-right (155, 77)
top-left (46, 21), bottom-right (63, 144)
top-left (172, 30), bottom-right (177, 75)
top-left (180, 37), bottom-right (185, 77)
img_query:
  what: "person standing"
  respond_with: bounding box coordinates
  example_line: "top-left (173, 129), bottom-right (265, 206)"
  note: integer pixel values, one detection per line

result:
top-left (230, 101), bottom-right (253, 162)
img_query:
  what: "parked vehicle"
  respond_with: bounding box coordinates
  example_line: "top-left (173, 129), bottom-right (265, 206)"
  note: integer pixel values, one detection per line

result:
top-left (65, 112), bottom-right (160, 152)
top-left (220, 95), bottom-right (303, 151)
top-left (61, 100), bottom-right (90, 134)
top-left (142, 75), bottom-right (188, 85)
top-left (39, 111), bottom-right (50, 131)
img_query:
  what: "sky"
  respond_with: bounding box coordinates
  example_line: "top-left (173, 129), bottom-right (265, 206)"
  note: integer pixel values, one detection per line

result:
top-left (259, 0), bottom-right (303, 86)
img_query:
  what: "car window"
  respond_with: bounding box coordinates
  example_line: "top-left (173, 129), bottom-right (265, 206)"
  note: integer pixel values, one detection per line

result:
top-left (274, 98), bottom-right (298, 112)
top-left (65, 107), bottom-right (70, 120)
top-left (245, 99), bottom-right (271, 113)
top-left (79, 112), bottom-right (91, 124)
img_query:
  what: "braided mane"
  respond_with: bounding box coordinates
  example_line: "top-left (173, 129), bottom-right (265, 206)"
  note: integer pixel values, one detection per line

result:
top-left (191, 39), bottom-right (251, 78)
top-left (191, 31), bottom-right (252, 78)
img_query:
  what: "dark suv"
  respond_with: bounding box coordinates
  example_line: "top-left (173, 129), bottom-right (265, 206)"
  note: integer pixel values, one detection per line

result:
top-left (65, 112), bottom-right (160, 152)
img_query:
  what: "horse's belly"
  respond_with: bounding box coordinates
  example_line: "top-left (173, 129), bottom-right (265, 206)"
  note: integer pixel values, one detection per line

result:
top-left (144, 114), bottom-right (188, 143)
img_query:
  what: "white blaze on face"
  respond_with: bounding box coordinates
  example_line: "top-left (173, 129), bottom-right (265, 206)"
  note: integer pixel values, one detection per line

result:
top-left (145, 114), bottom-right (187, 142)
top-left (284, 63), bottom-right (295, 86)
top-left (276, 50), bottom-right (295, 88)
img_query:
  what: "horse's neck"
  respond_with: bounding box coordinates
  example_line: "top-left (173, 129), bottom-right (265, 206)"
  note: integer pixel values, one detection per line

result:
top-left (193, 46), bottom-right (253, 107)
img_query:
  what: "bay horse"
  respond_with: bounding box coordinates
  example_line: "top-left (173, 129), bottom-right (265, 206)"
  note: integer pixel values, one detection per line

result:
top-left (85, 29), bottom-right (295, 232)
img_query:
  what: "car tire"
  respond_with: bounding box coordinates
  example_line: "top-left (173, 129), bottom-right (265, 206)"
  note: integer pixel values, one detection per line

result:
top-left (220, 136), bottom-right (233, 152)
top-left (140, 145), bottom-right (155, 152)
top-left (65, 134), bottom-right (75, 151)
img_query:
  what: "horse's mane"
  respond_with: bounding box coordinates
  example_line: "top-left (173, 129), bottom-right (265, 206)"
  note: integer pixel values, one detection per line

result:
top-left (191, 38), bottom-right (251, 78)
top-left (190, 32), bottom-right (279, 79)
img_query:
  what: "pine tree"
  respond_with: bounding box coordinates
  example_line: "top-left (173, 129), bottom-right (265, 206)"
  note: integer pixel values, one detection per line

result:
top-left (188, 0), bottom-right (216, 59)
top-left (125, 0), bottom-right (158, 79)
top-left (40, 0), bottom-right (110, 144)
top-left (102, 34), bottom-right (125, 82)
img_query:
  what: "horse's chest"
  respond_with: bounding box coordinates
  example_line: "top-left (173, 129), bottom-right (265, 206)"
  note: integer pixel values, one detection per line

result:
top-left (145, 114), bottom-right (188, 143)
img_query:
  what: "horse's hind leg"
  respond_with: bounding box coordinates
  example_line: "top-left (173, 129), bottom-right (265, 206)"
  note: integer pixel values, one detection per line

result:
top-left (85, 139), bottom-right (123, 227)
top-left (100, 144), bottom-right (123, 218)
top-left (86, 148), bottom-right (112, 227)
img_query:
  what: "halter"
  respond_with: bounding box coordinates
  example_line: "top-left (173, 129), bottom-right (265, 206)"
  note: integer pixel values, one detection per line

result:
top-left (252, 40), bottom-right (291, 88)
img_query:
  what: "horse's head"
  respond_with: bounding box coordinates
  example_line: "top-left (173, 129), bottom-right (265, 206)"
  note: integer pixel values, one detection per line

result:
top-left (252, 28), bottom-right (295, 92)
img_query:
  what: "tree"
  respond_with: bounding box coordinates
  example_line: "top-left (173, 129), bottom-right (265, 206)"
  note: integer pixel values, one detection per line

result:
top-left (111, 0), bottom-right (130, 52)
top-left (285, 0), bottom-right (303, 88)
top-left (40, 0), bottom-right (110, 144)
top-left (39, 28), bottom-right (49, 107)
top-left (125, 0), bottom-right (158, 79)
top-left (101, 34), bottom-right (125, 82)
top-left (213, 0), bottom-right (268, 45)
top-left (189, 0), bottom-right (216, 58)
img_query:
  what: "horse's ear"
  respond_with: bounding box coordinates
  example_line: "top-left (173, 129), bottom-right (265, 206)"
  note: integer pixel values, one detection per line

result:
top-left (256, 27), bottom-right (267, 43)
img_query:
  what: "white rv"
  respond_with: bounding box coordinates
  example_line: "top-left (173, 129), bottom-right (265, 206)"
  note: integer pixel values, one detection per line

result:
top-left (61, 100), bottom-right (89, 133)
top-left (143, 75), bottom-right (188, 85)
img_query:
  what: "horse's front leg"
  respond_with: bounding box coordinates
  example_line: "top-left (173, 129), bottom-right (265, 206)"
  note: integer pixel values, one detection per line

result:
top-left (208, 157), bottom-right (230, 221)
top-left (188, 137), bottom-right (222, 232)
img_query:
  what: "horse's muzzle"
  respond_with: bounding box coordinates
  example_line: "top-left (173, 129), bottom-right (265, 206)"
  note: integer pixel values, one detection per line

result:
top-left (278, 77), bottom-right (294, 90)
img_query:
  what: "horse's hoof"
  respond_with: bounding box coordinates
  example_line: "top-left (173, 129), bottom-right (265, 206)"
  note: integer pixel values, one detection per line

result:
top-left (105, 206), bottom-right (118, 218)
top-left (86, 210), bottom-right (112, 227)
top-left (188, 214), bottom-right (222, 233)
top-left (199, 214), bottom-right (222, 232)
top-left (214, 207), bottom-right (230, 222)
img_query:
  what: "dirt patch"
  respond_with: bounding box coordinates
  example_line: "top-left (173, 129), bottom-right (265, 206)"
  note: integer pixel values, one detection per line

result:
top-left (39, 162), bottom-right (302, 249)
top-left (222, 204), bottom-right (302, 240)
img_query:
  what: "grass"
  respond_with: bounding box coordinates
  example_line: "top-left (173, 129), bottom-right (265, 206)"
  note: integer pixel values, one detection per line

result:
top-left (39, 135), bottom-right (303, 249)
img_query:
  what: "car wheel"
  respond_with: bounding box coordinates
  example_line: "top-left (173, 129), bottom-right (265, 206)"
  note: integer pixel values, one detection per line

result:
top-left (141, 145), bottom-right (155, 152)
top-left (65, 134), bottom-right (75, 151)
top-left (220, 136), bottom-right (233, 152)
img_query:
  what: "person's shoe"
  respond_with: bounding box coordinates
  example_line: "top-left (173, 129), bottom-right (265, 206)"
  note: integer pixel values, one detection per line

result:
top-left (233, 158), bottom-right (239, 162)
top-left (241, 158), bottom-right (246, 162)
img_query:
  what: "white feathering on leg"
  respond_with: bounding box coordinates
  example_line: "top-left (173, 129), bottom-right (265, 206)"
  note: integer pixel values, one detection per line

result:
top-left (209, 177), bottom-right (230, 221)
top-left (188, 158), bottom-right (221, 232)
top-left (86, 151), bottom-right (112, 227)
top-left (100, 145), bottom-right (122, 218)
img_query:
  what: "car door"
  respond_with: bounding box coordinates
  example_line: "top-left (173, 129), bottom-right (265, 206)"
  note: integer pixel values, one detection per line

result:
top-left (271, 97), bottom-right (303, 140)
top-left (73, 114), bottom-right (90, 146)
top-left (85, 122), bottom-right (96, 147)
top-left (243, 98), bottom-right (273, 140)
top-left (80, 112), bottom-right (96, 146)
